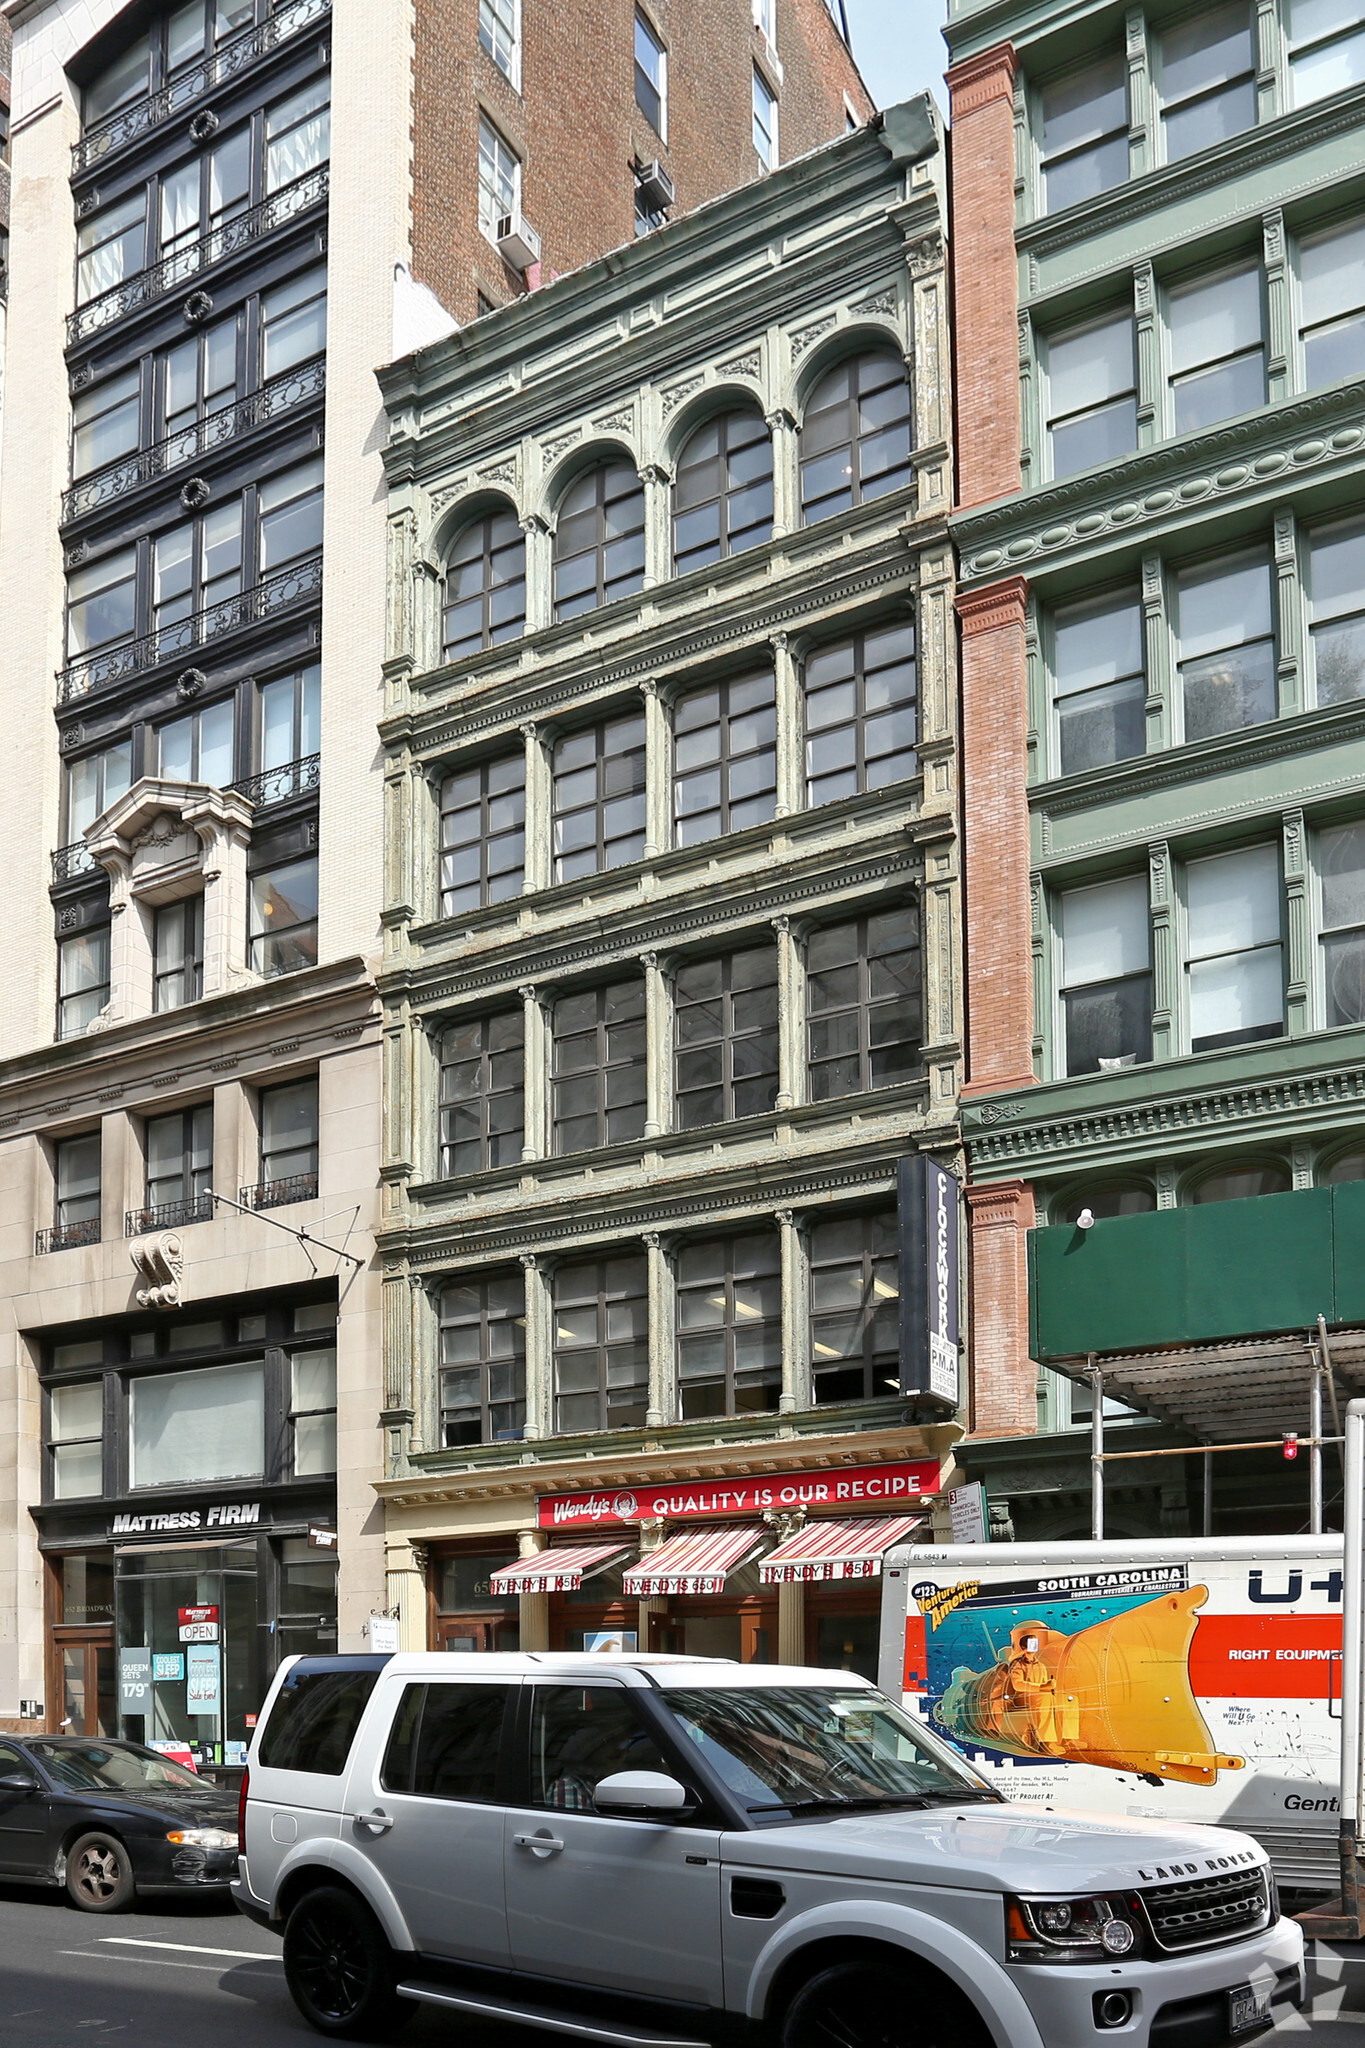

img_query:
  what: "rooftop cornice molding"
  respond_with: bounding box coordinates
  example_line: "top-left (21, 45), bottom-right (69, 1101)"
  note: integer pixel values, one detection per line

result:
top-left (378, 120), bottom-right (940, 418)
top-left (385, 848), bottom-right (923, 1011)
top-left (0, 959), bottom-right (376, 1130)
top-left (954, 381), bottom-right (1365, 582)
top-left (944, 0), bottom-right (1137, 66)
top-left (962, 1035), bottom-right (1365, 1170)
top-left (1017, 81), bottom-right (1365, 279)
top-left (1031, 696), bottom-right (1365, 835)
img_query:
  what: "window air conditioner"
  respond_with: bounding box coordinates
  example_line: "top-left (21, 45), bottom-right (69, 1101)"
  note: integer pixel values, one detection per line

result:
top-left (634, 160), bottom-right (675, 214)
top-left (496, 212), bottom-right (542, 272)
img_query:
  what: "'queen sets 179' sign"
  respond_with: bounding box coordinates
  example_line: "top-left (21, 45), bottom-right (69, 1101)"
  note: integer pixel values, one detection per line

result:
top-left (538, 1458), bottom-right (943, 1530)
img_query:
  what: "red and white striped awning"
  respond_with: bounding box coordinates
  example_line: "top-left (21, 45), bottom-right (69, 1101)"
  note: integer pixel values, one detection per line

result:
top-left (488, 1542), bottom-right (634, 1595)
top-left (758, 1513), bottom-right (925, 1585)
top-left (622, 1525), bottom-right (765, 1598)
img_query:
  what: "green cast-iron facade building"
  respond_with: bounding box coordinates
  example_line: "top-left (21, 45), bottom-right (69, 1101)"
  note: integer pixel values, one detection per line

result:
top-left (946, 0), bottom-right (1365, 1536)
top-left (372, 107), bottom-right (967, 1673)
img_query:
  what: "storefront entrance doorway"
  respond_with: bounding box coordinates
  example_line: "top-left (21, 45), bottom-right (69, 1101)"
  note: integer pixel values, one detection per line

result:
top-left (56, 1632), bottom-right (116, 1736)
top-left (656, 1609), bottom-right (774, 1661)
top-left (115, 1543), bottom-right (261, 1765)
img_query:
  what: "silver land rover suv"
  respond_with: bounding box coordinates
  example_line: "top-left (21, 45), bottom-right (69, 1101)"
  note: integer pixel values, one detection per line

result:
top-left (233, 1651), bottom-right (1305, 2048)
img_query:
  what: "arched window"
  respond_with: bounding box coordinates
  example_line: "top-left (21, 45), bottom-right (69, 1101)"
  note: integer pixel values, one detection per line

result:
top-left (1190, 1162), bottom-right (1290, 1203)
top-left (442, 507), bottom-right (526, 659)
top-left (552, 462), bottom-right (646, 620)
top-left (1324, 1150), bottom-right (1365, 1184)
top-left (1056, 1184), bottom-right (1156, 1226)
top-left (800, 349), bottom-right (913, 525)
top-left (672, 410), bottom-right (773, 575)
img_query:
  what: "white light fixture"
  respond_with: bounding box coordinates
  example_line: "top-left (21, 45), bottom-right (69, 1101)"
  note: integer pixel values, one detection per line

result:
top-left (1076, 1207), bottom-right (1095, 1230)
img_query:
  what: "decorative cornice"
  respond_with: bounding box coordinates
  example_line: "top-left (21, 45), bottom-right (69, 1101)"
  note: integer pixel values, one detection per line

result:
top-left (955, 576), bottom-right (1029, 636)
top-left (956, 385), bottom-right (1365, 582)
top-left (965, 1058), bottom-right (1365, 1169)
top-left (397, 852), bottom-right (921, 1009)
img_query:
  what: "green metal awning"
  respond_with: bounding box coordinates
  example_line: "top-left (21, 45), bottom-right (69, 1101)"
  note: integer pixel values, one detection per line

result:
top-left (1054, 1328), bottom-right (1365, 1443)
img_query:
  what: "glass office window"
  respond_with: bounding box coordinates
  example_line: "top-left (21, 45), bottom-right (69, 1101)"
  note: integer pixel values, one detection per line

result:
top-left (1309, 519), bottom-right (1365, 705)
top-left (1052, 592), bottom-right (1145, 774)
top-left (552, 715), bottom-right (647, 881)
top-left (1168, 264), bottom-right (1265, 433)
top-left (73, 368), bottom-right (141, 479)
top-left (440, 755), bottom-right (525, 914)
top-left (58, 932), bottom-right (111, 1040)
top-left (804, 624), bottom-right (917, 803)
top-left (1299, 218), bottom-right (1365, 389)
top-left (808, 1211), bottom-right (899, 1405)
top-left (1186, 844), bottom-right (1284, 1052)
top-left (1287, 0), bottom-right (1365, 106)
top-left (249, 857), bottom-right (318, 975)
top-left (152, 898), bottom-right (204, 1011)
top-left (753, 66), bottom-right (778, 166)
top-left (635, 13), bottom-right (666, 133)
top-left (552, 1256), bottom-right (649, 1433)
top-left (49, 1383), bottom-right (104, 1501)
top-left (1038, 55), bottom-right (1129, 212)
top-left (440, 1275), bottom-right (526, 1445)
top-left (1175, 552), bottom-right (1275, 740)
top-left (158, 698), bottom-right (234, 784)
top-left (674, 946), bottom-right (780, 1128)
top-left (676, 1231), bottom-right (782, 1419)
top-left (65, 741), bottom-right (133, 839)
top-left (1046, 313), bottom-right (1137, 478)
top-left (1059, 876), bottom-right (1153, 1075)
top-left (673, 672), bottom-right (777, 846)
top-left (552, 980), bottom-right (647, 1153)
top-left (552, 466), bottom-right (645, 620)
top-left (1158, 3), bottom-right (1256, 161)
top-left (1320, 820), bottom-right (1365, 1026)
top-left (440, 1011), bottom-right (524, 1174)
top-left (130, 1361), bottom-right (264, 1488)
top-left (290, 1349), bottom-right (337, 1476)
top-left (807, 908), bottom-right (921, 1098)
top-left (444, 509), bottom-right (527, 654)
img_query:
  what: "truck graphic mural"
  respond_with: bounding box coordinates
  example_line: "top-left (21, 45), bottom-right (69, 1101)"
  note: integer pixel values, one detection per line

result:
top-left (933, 1584), bottom-right (1245, 1785)
top-left (880, 1540), bottom-right (1345, 1888)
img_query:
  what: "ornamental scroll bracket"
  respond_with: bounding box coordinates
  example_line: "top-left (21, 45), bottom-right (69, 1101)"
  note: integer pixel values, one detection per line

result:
top-left (130, 1231), bottom-right (185, 1309)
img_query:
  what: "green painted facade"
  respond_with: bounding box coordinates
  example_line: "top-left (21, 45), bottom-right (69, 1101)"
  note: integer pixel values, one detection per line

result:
top-left (950, 0), bottom-right (1365, 1531)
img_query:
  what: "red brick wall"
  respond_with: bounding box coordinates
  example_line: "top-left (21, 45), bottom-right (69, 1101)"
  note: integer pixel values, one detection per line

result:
top-left (411, 0), bottom-right (873, 324)
top-left (957, 578), bottom-right (1034, 1098)
top-left (946, 44), bottom-right (1019, 512)
top-left (965, 1180), bottom-right (1037, 1436)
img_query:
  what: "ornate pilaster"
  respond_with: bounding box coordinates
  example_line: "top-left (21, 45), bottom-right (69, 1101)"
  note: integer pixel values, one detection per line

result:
top-left (640, 952), bottom-right (672, 1139)
top-left (1274, 507), bottom-right (1301, 718)
top-left (1141, 550), bottom-right (1170, 753)
top-left (1134, 261), bottom-right (1158, 448)
top-left (520, 512), bottom-right (552, 634)
top-left (638, 463), bottom-right (672, 588)
top-left (773, 915), bottom-right (802, 1110)
top-left (640, 680), bottom-right (669, 857)
top-left (777, 1209), bottom-right (809, 1413)
top-left (1283, 808), bottom-right (1310, 1038)
top-left (521, 1253), bottom-right (552, 1440)
top-left (522, 722), bottom-right (551, 893)
top-left (1263, 210), bottom-right (1290, 407)
top-left (771, 630), bottom-right (801, 818)
top-left (1125, 8), bottom-right (1150, 179)
top-left (520, 983), bottom-right (549, 1161)
top-left (765, 408), bottom-right (798, 538)
top-left (1149, 840), bottom-right (1175, 1063)
top-left (642, 1231), bottom-right (674, 1428)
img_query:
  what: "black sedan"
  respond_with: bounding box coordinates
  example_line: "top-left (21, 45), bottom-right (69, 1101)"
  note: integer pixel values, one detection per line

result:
top-left (0, 1735), bottom-right (238, 1911)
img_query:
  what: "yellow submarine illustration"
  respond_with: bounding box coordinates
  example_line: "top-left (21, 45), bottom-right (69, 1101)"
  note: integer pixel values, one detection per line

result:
top-left (935, 1585), bottom-right (1244, 1785)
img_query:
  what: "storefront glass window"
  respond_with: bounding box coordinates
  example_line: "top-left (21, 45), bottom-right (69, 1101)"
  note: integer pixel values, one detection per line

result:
top-left (276, 1536), bottom-right (338, 1656)
top-left (814, 1611), bottom-right (879, 1682)
top-left (116, 1544), bottom-right (260, 1765)
top-left (129, 1359), bottom-right (264, 1489)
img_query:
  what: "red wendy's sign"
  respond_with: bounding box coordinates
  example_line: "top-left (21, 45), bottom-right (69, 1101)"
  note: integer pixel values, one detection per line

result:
top-left (538, 1459), bottom-right (942, 1532)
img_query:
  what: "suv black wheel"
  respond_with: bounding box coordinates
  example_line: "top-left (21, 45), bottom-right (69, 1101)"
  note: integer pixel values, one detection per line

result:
top-left (781, 1958), bottom-right (992, 2048)
top-left (65, 1832), bottom-right (135, 1913)
top-left (283, 1885), bottom-right (414, 2039)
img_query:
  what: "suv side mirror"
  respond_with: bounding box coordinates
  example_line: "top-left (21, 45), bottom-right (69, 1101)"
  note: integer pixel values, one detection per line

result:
top-left (0, 1771), bottom-right (36, 1794)
top-left (593, 1770), bottom-right (692, 1819)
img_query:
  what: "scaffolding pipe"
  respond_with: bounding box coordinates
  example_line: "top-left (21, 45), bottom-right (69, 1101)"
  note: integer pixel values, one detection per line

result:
top-left (1095, 1437), bottom-right (1342, 1462)
top-left (1202, 1448), bottom-right (1213, 1537)
top-left (1312, 1367), bottom-right (1324, 1535)
top-left (1090, 1355), bottom-right (1104, 1541)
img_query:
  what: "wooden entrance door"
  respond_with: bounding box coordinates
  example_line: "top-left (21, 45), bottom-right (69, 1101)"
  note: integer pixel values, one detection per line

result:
top-left (435, 1617), bottom-right (498, 1653)
top-left (53, 1628), bottom-right (116, 1735)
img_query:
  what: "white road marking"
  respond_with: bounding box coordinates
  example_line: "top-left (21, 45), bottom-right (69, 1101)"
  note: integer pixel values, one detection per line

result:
top-left (98, 1938), bottom-right (281, 1961)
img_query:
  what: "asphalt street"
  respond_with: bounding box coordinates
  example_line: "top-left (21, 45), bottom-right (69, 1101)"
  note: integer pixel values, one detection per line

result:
top-left (1, 1883), bottom-right (1365, 2047)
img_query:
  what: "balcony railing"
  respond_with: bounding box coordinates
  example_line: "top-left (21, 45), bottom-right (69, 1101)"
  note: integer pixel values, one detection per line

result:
top-left (240, 1173), bottom-right (317, 1211)
top-left (36, 1218), bottom-right (102, 1255)
top-left (67, 165), bottom-right (328, 346)
top-left (63, 355), bottom-right (325, 522)
top-left (231, 751), bottom-right (320, 810)
top-left (59, 551), bottom-right (323, 704)
top-left (73, 0), bottom-right (332, 176)
top-left (126, 1193), bottom-right (214, 1234)
top-left (51, 840), bottom-right (99, 884)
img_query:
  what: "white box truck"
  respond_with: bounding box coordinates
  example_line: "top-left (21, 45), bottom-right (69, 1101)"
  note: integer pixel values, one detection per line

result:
top-left (879, 1537), bottom-right (1343, 1890)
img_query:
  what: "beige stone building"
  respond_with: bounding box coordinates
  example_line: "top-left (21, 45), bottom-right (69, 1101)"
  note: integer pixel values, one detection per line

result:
top-left (375, 101), bottom-right (962, 1676)
top-left (0, 0), bottom-right (860, 1756)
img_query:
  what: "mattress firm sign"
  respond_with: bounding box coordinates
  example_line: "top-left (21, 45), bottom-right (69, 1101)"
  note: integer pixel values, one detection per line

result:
top-left (538, 1459), bottom-right (942, 1531)
top-left (109, 1501), bottom-right (262, 1537)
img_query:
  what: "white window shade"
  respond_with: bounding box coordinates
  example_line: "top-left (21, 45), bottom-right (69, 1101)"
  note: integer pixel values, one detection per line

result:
top-left (52, 1381), bottom-right (103, 1441)
top-left (131, 1361), bottom-right (264, 1489)
top-left (1060, 876), bottom-right (1150, 987)
top-left (1176, 556), bottom-right (1272, 656)
top-left (1187, 843), bottom-right (1281, 956)
top-left (1054, 596), bottom-right (1143, 695)
top-left (1049, 314), bottom-right (1132, 414)
top-left (1168, 267), bottom-right (1261, 375)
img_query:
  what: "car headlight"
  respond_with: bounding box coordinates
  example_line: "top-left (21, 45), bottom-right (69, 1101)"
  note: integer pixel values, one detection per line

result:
top-left (166, 1828), bottom-right (239, 1851)
top-left (1006, 1893), bottom-right (1144, 1963)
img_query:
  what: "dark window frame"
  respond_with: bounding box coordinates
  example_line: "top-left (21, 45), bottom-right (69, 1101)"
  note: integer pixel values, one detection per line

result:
top-left (440, 752), bottom-right (526, 916)
top-left (551, 462), bottom-right (646, 622)
top-left (153, 895), bottom-right (205, 1011)
top-left (439, 1272), bottom-right (527, 1446)
top-left (551, 977), bottom-right (647, 1155)
top-left (672, 409), bottom-right (774, 577)
top-left (439, 1009), bottom-right (525, 1176)
top-left (803, 622), bottom-right (918, 806)
top-left (805, 905), bottom-right (923, 1101)
top-left (443, 506), bottom-right (527, 658)
top-left (143, 1101), bottom-right (213, 1213)
top-left (675, 1228), bottom-right (783, 1420)
top-left (551, 712), bottom-right (647, 883)
top-left (552, 1254), bottom-right (649, 1435)
top-left (807, 1209), bottom-right (899, 1406)
top-left (672, 668), bottom-right (777, 848)
top-left (673, 945), bottom-right (780, 1130)
top-left (798, 350), bottom-right (914, 527)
